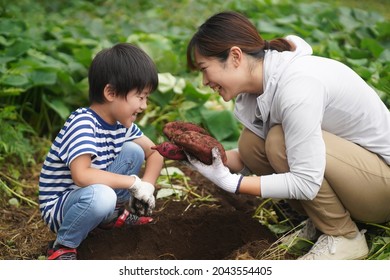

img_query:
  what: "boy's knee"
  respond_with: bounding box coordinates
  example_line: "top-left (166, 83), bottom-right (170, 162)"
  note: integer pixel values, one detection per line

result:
top-left (90, 185), bottom-right (117, 217)
top-left (122, 141), bottom-right (145, 162)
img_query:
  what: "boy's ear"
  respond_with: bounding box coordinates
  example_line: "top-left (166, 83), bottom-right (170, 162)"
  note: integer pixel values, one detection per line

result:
top-left (103, 84), bottom-right (115, 101)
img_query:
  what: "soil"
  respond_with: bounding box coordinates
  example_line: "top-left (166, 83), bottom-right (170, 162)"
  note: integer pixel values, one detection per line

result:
top-left (0, 162), bottom-right (295, 260)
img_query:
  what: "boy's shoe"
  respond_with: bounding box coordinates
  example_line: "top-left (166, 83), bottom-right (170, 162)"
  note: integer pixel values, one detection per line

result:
top-left (298, 230), bottom-right (369, 260)
top-left (114, 209), bottom-right (153, 227)
top-left (280, 219), bottom-right (320, 246)
top-left (99, 209), bottom-right (153, 230)
top-left (47, 241), bottom-right (77, 260)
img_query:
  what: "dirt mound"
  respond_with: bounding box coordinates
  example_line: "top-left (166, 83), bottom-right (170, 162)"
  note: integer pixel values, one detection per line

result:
top-left (78, 193), bottom-right (275, 260)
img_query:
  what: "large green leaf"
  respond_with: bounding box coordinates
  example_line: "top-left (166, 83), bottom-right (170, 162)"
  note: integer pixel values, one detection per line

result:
top-left (4, 40), bottom-right (31, 58)
top-left (0, 73), bottom-right (29, 87)
top-left (0, 19), bottom-right (26, 36)
top-left (127, 33), bottom-right (180, 73)
top-left (42, 94), bottom-right (71, 120)
top-left (200, 109), bottom-right (240, 142)
top-left (361, 38), bottom-right (384, 58)
top-left (149, 91), bottom-right (176, 108)
top-left (29, 70), bottom-right (57, 86)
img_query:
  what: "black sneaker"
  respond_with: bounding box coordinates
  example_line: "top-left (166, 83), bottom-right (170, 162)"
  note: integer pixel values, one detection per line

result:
top-left (98, 204), bottom-right (153, 230)
top-left (47, 241), bottom-right (77, 260)
top-left (113, 209), bottom-right (153, 227)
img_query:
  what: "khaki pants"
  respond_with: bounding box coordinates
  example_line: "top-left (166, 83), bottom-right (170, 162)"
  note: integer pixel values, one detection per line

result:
top-left (238, 125), bottom-right (390, 237)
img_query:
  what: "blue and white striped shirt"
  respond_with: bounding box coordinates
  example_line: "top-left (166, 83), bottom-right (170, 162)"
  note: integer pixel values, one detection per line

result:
top-left (39, 107), bottom-right (143, 232)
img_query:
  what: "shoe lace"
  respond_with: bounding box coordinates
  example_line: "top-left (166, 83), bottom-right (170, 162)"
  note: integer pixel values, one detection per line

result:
top-left (58, 252), bottom-right (77, 260)
top-left (124, 211), bottom-right (140, 225)
top-left (308, 234), bottom-right (339, 256)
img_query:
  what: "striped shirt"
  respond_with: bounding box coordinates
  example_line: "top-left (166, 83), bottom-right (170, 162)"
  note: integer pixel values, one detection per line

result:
top-left (39, 107), bottom-right (143, 232)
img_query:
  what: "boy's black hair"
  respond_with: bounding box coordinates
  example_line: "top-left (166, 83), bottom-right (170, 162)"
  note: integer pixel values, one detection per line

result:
top-left (88, 43), bottom-right (158, 104)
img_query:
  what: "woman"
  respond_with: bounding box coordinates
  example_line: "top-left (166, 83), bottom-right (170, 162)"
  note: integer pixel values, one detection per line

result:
top-left (185, 11), bottom-right (390, 260)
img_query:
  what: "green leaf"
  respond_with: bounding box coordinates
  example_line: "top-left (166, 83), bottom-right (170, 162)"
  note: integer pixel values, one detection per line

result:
top-left (181, 83), bottom-right (211, 104)
top-left (256, 20), bottom-right (290, 35)
top-left (0, 56), bottom-right (15, 64)
top-left (0, 73), bottom-right (29, 87)
top-left (375, 21), bottom-right (390, 40)
top-left (0, 19), bottom-right (26, 36)
top-left (156, 187), bottom-right (184, 199)
top-left (338, 7), bottom-right (361, 32)
top-left (361, 38), bottom-right (384, 58)
top-left (200, 109), bottom-right (240, 142)
top-left (149, 90), bottom-right (176, 107)
top-left (158, 72), bottom-right (177, 93)
top-left (179, 101), bottom-right (198, 111)
top-left (4, 40), bottom-right (31, 58)
top-left (268, 223), bottom-right (292, 235)
top-left (160, 167), bottom-right (184, 176)
top-left (29, 70), bottom-right (57, 86)
top-left (42, 95), bottom-right (71, 120)
top-left (378, 49), bottom-right (390, 63)
top-left (127, 33), bottom-right (180, 73)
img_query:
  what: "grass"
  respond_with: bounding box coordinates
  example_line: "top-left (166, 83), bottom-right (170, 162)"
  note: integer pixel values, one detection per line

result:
top-left (304, 0), bottom-right (390, 19)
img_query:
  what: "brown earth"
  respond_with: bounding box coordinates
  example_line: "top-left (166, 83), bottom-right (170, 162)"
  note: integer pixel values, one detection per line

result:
top-left (0, 162), bottom-right (297, 260)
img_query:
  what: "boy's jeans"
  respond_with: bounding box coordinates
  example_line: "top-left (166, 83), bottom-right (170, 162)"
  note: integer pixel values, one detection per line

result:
top-left (55, 141), bottom-right (144, 248)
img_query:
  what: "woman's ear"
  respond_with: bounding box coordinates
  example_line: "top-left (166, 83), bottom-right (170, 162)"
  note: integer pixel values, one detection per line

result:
top-left (230, 46), bottom-right (242, 67)
top-left (103, 84), bottom-right (115, 102)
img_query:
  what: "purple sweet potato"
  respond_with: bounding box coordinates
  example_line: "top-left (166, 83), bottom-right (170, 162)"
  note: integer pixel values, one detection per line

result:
top-left (163, 121), bottom-right (209, 141)
top-left (172, 130), bottom-right (227, 166)
top-left (151, 141), bottom-right (186, 160)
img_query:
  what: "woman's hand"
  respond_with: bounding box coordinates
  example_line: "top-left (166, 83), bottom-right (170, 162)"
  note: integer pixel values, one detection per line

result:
top-left (186, 147), bottom-right (243, 193)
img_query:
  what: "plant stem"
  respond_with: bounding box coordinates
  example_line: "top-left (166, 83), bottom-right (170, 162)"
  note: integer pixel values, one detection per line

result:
top-left (0, 179), bottom-right (38, 206)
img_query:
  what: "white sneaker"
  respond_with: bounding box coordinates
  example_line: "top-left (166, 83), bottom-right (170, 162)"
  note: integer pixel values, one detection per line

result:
top-left (298, 230), bottom-right (369, 260)
top-left (280, 219), bottom-right (320, 246)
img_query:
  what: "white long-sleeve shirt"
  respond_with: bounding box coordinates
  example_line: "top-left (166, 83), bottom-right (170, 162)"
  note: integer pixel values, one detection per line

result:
top-left (234, 35), bottom-right (390, 200)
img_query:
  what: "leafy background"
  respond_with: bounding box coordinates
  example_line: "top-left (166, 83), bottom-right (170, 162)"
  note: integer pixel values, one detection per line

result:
top-left (0, 0), bottom-right (389, 259)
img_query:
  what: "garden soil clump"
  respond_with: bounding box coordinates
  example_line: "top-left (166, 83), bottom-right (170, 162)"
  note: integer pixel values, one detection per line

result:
top-left (0, 162), bottom-right (280, 260)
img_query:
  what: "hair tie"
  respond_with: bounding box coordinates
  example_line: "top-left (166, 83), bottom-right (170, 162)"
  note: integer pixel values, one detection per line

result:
top-left (264, 40), bottom-right (270, 50)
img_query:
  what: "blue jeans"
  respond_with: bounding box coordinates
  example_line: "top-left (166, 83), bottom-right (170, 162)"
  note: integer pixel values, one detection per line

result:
top-left (55, 141), bottom-right (144, 248)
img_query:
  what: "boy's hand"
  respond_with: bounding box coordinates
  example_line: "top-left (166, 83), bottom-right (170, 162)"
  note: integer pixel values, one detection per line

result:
top-left (129, 175), bottom-right (155, 211)
top-left (129, 197), bottom-right (152, 216)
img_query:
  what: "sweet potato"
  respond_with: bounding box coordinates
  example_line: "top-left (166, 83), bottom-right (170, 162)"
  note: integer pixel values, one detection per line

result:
top-left (155, 121), bottom-right (226, 165)
top-left (151, 141), bottom-right (186, 160)
top-left (172, 130), bottom-right (227, 165)
top-left (163, 121), bottom-right (209, 140)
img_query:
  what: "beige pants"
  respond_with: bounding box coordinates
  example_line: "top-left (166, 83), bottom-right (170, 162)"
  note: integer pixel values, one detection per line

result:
top-left (238, 125), bottom-right (390, 237)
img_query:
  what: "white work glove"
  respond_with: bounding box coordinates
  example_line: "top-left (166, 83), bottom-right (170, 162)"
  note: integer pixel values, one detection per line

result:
top-left (186, 147), bottom-right (243, 194)
top-left (129, 196), bottom-right (152, 216)
top-left (128, 175), bottom-right (156, 212)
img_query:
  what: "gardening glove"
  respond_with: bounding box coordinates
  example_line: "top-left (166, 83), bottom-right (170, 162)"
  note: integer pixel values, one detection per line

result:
top-left (128, 175), bottom-right (155, 212)
top-left (129, 196), bottom-right (152, 216)
top-left (186, 147), bottom-right (243, 194)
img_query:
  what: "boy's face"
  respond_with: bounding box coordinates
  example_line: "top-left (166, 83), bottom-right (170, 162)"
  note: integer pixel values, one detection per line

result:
top-left (110, 88), bottom-right (150, 128)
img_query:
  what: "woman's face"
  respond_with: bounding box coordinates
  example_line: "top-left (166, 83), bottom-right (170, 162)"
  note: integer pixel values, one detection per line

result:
top-left (195, 51), bottom-right (243, 102)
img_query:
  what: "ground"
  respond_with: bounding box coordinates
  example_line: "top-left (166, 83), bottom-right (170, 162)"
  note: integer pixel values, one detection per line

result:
top-left (0, 162), bottom-right (296, 260)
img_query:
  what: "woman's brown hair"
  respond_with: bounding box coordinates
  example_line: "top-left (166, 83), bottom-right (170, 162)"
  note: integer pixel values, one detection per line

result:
top-left (187, 11), bottom-right (293, 70)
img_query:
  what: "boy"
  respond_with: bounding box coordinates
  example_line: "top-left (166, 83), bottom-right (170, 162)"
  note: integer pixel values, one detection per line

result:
top-left (39, 43), bottom-right (164, 260)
